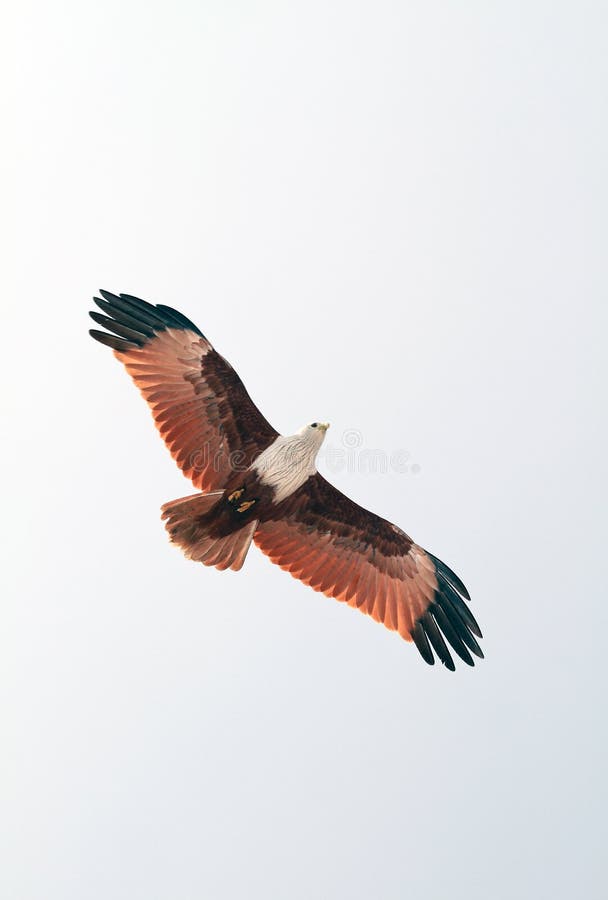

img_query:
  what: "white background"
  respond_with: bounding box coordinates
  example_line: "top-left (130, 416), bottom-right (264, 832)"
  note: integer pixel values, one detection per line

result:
top-left (3, 2), bottom-right (607, 898)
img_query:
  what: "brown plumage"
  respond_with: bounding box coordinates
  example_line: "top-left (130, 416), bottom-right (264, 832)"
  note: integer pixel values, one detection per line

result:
top-left (90, 291), bottom-right (483, 670)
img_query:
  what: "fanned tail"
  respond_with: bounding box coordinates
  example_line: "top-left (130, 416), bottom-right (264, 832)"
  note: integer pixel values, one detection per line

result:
top-left (160, 492), bottom-right (257, 571)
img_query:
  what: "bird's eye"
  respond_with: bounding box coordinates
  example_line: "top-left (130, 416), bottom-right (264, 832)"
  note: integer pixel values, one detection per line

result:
top-left (311, 422), bottom-right (317, 428)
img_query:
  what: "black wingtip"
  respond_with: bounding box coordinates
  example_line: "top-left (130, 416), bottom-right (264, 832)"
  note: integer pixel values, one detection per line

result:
top-left (411, 621), bottom-right (435, 666)
top-left (428, 552), bottom-right (471, 601)
top-left (410, 552), bottom-right (484, 670)
top-left (89, 291), bottom-right (205, 347)
top-left (89, 310), bottom-right (146, 345)
top-left (89, 328), bottom-right (137, 352)
top-left (433, 596), bottom-right (483, 661)
top-left (420, 611), bottom-right (456, 671)
top-left (156, 304), bottom-right (204, 337)
top-left (98, 288), bottom-right (120, 304)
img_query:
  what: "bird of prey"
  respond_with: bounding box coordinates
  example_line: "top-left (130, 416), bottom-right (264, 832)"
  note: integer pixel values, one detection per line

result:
top-left (89, 291), bottom-right (483, 670)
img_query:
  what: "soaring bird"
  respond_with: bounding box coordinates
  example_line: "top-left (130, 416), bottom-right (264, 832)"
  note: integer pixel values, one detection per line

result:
top-left (89, 291), bottom-right (483, 670)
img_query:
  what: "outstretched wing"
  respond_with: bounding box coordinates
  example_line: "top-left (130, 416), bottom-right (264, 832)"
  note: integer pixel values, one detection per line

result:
top-left (254, 473), bottom-right (483, 669)
top-left (89, 291), bottom-right (278, 491)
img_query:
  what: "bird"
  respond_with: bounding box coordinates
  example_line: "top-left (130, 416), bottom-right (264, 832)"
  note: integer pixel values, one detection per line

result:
top-left (89, 290), bottom-right (483, 670)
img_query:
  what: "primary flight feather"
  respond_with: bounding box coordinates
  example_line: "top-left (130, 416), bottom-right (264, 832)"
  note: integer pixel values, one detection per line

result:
top-left (90, 290), bottom-right (483, 670)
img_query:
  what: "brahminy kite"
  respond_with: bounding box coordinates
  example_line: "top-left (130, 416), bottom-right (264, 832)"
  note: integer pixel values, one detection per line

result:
top-left (89, 291), bottom-right (483, 670)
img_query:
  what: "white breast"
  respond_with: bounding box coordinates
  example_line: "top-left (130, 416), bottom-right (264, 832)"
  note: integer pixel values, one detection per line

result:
top-left (252, 434), bottom-right (318, 503)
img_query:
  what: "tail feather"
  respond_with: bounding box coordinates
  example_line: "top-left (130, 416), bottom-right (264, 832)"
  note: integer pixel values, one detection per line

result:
top-left (160, 492), bottom-right (257, 571)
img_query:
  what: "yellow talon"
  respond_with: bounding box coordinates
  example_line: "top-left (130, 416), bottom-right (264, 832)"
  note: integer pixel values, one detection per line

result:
top-left (237, 500), bottom-right (256, 513)
top-left (228, 489), bottom-right (244, 502)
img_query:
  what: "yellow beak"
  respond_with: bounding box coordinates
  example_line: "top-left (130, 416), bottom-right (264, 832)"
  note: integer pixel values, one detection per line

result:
top-left (318, 422), bottom-right (330, 432)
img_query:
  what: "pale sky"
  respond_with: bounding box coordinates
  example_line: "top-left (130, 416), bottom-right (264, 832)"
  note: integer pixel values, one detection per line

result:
top-left (3, 2), bottom-right (607, 898)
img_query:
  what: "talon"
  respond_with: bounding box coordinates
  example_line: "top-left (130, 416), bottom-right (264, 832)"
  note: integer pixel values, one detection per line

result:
top-left (228, 488), bottom-right (244, 502)
top-left (237, 500), bottom-right (256, 513)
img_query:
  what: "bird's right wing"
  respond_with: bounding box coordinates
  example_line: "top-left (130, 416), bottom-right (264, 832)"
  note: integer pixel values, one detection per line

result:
top-left (89, 291), bottom-right (278, 492)
top-left (254, 473), bottom-right (483, 669)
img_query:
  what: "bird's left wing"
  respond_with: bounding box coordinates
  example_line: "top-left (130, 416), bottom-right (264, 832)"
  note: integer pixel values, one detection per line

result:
top-left (254, 473), bottom-right (483, 669)
top-left (89, 291), bottom-right (278, 491)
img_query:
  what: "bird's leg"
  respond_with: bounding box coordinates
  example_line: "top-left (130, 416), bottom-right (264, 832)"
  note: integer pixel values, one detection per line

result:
top-left (228, 488), bottom-right (244, 502)
top-left (237, 499), bottom-right (257, 513)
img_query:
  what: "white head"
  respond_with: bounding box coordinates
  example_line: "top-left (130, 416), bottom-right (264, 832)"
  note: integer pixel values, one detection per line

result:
top-left (253, 422), bottom-right (330, 501)
top-left (296, 421), bottom-right (330, 449)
